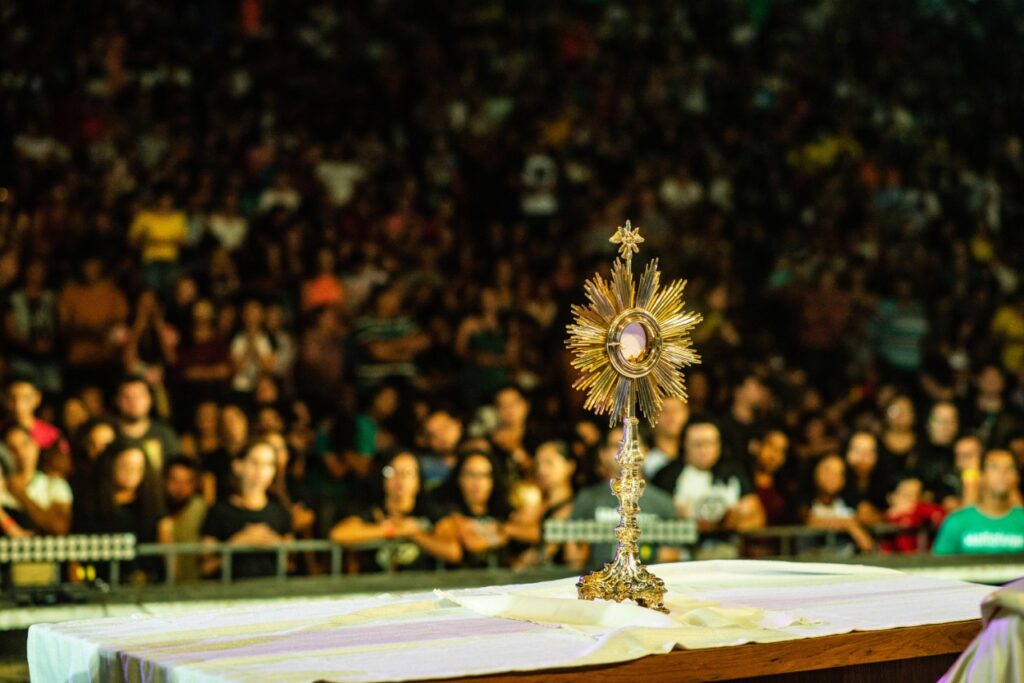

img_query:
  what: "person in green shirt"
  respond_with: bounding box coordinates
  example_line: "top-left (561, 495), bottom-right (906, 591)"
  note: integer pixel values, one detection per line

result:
top-left (933, 449), bottom-right (1024, 555)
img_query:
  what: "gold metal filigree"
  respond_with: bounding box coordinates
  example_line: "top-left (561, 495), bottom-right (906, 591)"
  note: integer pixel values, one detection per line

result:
top-left (566, 221), bottom-right (702, 613)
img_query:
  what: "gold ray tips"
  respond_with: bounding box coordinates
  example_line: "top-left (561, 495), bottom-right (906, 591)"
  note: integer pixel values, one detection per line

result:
top-left (567, 222), bottom-right (702, 427)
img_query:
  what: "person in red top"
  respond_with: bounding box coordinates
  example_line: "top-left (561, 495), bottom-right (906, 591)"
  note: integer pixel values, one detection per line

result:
top-left (4, 378), bottom-right (67, 453)
top-left (881, 474), bottom-right (946, 554)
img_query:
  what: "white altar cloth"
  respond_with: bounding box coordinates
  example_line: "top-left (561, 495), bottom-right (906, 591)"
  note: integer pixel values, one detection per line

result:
top-left (28, 560), bottom-right (993, 683)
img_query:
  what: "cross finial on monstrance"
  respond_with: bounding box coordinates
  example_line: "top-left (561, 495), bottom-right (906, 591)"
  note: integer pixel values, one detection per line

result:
top-left (565, 221), bottom-right (702, 612)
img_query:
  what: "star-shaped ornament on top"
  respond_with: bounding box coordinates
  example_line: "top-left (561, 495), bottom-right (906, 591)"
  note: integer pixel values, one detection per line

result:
top-left (609, 220), bottom-right (645, 260)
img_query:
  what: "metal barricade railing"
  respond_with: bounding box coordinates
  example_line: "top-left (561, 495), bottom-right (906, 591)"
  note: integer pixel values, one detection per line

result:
top-left (542, 519), bottom-right (698, 545)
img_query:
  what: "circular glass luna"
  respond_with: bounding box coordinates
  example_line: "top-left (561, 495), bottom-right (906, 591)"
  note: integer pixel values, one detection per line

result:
top-left (606, 309), bottom-right (663, 378)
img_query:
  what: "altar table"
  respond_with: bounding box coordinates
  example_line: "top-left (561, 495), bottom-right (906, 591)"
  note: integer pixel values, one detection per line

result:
top-left (27, 560), bottom-right (994, 682)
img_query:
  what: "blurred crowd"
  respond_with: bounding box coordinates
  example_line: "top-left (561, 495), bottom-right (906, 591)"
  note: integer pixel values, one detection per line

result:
top-left (2, 0), bottom-right (1024, 580)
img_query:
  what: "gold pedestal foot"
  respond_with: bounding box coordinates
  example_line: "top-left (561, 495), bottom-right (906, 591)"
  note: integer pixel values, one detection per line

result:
top-left (577, 556), bottom-right (668, 613)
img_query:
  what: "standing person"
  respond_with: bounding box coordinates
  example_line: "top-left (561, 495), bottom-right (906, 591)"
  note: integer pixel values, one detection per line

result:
top-left (350, 284), bottom-right (429, 397)
top-left (174, 300), bottom-right (232, 416)
top-left (229, 299), bottom-right (275, 398)
top-left (933, 449), bottom-right (1024, 555)
top-left (455, 288), bottom-right (510, 409)
top-left (0, 424), bottom-right (71, 535)
top-left (129, 189), bottom-right (188, 301)
top-left (3, 258), bottom-right (61, 395)
top-left (869, 279), bottom-right (929, 390)
top-left (57, 256), bottom-right (129, 393)
top-left (115, 376), bottom-right (181, 474)
top-left (200, 440), bottom-right (293, 579)
top-left (798, 270), bottom-right (852, 400)
top-left (124, 290), bottom-right (178, 420)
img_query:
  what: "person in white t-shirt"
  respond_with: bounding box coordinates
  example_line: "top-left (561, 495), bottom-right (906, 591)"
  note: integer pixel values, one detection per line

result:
top-left (208, 193), bottom-right (249, 252)
top-left (230, 300), bottom-right (276, 394)
top-left (803, 453), bottom-right (874, 552)
top-left (0, 423), bottom-right (72, 535)
top-left (652, 419), bottom-right (764, 533)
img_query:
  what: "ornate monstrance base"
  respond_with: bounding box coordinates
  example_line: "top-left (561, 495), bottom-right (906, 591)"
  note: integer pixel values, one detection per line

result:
top-left (575, 415), bottom-right (668, 613)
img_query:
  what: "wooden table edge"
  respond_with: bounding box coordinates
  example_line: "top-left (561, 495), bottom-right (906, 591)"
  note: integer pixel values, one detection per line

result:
top-left (422, 619), bottom-right (982, 683)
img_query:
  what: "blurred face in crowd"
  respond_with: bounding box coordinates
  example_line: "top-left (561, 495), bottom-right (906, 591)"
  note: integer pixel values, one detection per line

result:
top-left (233, 442), bottom-right (277, 495)
top-left (196, 402), bottom-right (220, 436)
top-left (495, 388), bottom-right (528, 429)
top-left (261, 432), bottom-right (289, 475)
top-left (885, 396), bottom-right (915, 431)
top-left (372, 386), bottom-right (399, 418)
top-left (656, 398), bottom-right (689, 439)
top-left (258, 407), bottom-right (285, 435)
top-left (459, 453), bottom-right (494, 509)
top-left (4, 426), bottom-right (39, 474)
top-left (954, 436), bottom-right (983, 471)
top-left (165, 463), bottom-right (198, 506)
top-left (535, 442), bottom-right (575, 492)
top-left (383, 452), bottom-right (419, 504)
top-left (927, 402), bottom-right (958, 446)
top-left (113, 448), bottom-right (146, 492)
top-left (684, 423), bottom-right (722, 472)
top-left (845, 432), bottom-right (878, 476)
top-left (117, 381), bottom-right (152, 422)
top-left (63, 398), bottom-right (90, 435)
top-left (242, 300), bottom-right (264, 331)
top-left (6, 381), bottom-right (41, 422)
top-left (597, 442), bottom-right (619, 479)
top-left (889, 478), bottom-right (922, 511)
top-left (86, 422), bottom-right (116, 461)
top-left (221, 406), bottom-right (248, 446)
top-left (425, 412), bottom-right (461, 454)
top-left (735, 376), bottom-right (767, 409)
top-left (82, 258), bottom-right (103, 284)
top-left (982, 450), bottom-right (1019, 501)
top-left (375, 287), bottom-right (403, 318)
top-left (754, 430), bottom-right (788, 474)
top-left (978, 366), bottom-right (1005, 398)
top-left (814, 455), bottom-right (846, 497)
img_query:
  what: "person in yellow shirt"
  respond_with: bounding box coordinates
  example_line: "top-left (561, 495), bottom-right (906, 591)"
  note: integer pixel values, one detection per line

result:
top-left (130, 190), bottom-right (187, 300)
top-left (991, 292), bottom-right (1024, 373)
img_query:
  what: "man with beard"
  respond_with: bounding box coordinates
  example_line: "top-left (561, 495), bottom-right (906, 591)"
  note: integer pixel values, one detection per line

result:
top-left (116, 376), bottom-right (181, 473)
top-left (158, 456), bottom-right (207, 581)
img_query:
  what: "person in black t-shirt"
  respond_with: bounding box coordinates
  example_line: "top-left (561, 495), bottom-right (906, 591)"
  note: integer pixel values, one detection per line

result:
top-left (200, 439), bottom-right (292, 579)
top-left (329, 451), bottom-right (461, 571)
top-left (75, 440), bottom-right (166, 580)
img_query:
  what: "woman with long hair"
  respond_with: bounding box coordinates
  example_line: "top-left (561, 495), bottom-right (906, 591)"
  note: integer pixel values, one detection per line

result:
top-left (330, 451), bottom-right (461, 571)
top-left (438, 448), bottom-right (513, 567)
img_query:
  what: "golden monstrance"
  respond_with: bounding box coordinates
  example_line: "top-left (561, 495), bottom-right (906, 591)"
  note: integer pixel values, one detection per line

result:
top-left (566, 221), bottom-right (702, 612)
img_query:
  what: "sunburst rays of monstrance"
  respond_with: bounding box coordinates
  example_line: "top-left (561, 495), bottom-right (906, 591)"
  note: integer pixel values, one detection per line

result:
top-left (566, 221), bottom-right (701, 612)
